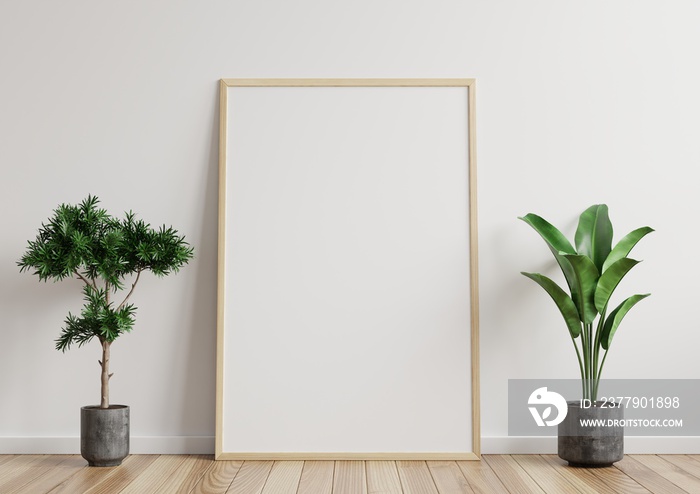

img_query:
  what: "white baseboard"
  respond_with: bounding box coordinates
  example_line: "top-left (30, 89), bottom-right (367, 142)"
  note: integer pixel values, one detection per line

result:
top-left (482, 436), bottom-right (700, 454)
top-left (0, 436), bottom-right (215, 455)
top-left (2, 436), bottom-right (698, 455)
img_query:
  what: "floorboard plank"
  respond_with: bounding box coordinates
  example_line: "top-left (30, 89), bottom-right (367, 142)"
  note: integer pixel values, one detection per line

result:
top-left (333, 461), bottom-right (367, 494)
top-left (0, 455), bottom-right (49, 483)
top-left (396, 460), bottom-right (438, 494)
top-left (174, 455), bottom-right (217, 494)
top-left (540, 455), bottom-right (649, 494)
top-left (226, 460), bottom-right (273, 494)
top-left (82, 455), bottom-right (160, 494)
top-left (482, 455), bottom-right (545, 494)
top-left (260, 460), bottom-right (303, 494)
top-left (1, 456), bottom-right (76, 494)
top-left (660, 455), bottom-right (700, 480)
top-left (190, 460), bottom-right (242, 494)
top-left (12, 456), bottom-right (85, 494)
top-left (297, 461), bottom-right (334, 494)
top-left (589, 464), bottom-right (652, 494)
top-left (109, 455), bottom-right (188, 494)
top-left (456, 458), bottom-right (509, 494)
top-left (366, 461), bottom-right (402, 494)
top-left (427, 461), bottom-right (474, 494)
top-left (153, 455), bottom-right (216, 494)
top-left (614, 456), bottom-right (688, 494)
top-left (512, 455), bottom-right (582, 494)
top-left (46, 454), bottom-right (140, 494)
top-left (0, 455), bottom-right (18, 467)
top-left (630, 455), bottom-right (700, 493)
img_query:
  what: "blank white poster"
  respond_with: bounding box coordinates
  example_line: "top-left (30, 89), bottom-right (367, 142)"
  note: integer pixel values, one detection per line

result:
top-left (217, 80), bottom-right (478, 459)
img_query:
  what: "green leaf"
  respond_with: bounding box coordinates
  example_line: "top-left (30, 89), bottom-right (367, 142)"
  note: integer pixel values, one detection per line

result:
top-left (521, 272), bottom-right (582, 338)
top-left (603, 226), bottom-right (654, 272)
top-left (520, 213), bottom-right (576, 254)
top-left (519, 213), bottom-right (579, 304)
top-left (594, 258), bottom-right (640, 313)
top-left (601, 294), bottom-right (650, 349)
top-left (575, 204), bottom-right (613, 272)
top-left (562, 254), bottom-right (600, 324)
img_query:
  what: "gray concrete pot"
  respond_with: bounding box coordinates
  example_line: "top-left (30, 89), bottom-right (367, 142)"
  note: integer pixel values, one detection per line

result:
top-left (558, 401), bottom-right (623, 467)
top-left (80, 405), bottom-right (129, 467)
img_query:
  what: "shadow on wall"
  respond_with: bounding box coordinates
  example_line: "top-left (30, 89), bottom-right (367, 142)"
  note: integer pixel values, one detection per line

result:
top-left (486, 214), bottom-right (579, 372)
top-left (177, 82), bottom-right (221, 438)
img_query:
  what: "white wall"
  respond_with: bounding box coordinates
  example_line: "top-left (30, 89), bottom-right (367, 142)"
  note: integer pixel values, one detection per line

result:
top-left (1, 0), bottom-right (699, 454)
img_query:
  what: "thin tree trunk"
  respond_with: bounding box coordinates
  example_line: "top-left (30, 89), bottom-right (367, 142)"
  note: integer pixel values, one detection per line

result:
top-left (100, 340), bottom-right (111, 408)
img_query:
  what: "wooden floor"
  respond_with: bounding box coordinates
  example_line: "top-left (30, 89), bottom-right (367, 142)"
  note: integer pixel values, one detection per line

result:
top-left (1, 454), bottom-right (700, 493)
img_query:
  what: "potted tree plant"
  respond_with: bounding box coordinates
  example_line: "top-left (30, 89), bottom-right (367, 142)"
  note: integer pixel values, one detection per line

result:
top-left (18, 196), bottom-right (193, 467)
top-left (520, 204), bottom-right (652, 467)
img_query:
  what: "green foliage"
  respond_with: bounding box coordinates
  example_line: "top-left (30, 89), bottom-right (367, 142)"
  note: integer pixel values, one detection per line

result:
top-left (19, 195), bottom-right (194, 351)
top-left (520, 272), bottom-right (582, 339)
top-left (520, 205), bottom-right (652, 401)
top-left (55, 285), bottom-right (137, 351)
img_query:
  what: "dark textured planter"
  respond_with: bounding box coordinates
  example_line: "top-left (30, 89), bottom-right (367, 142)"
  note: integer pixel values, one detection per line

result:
top-left (558, 401), bottom-right (623, 467)
top-left (81, 405), bottom-right (130, 467)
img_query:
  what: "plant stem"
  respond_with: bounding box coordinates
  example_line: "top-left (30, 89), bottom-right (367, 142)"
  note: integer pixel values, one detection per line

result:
top-left (100, 340), bottom-right (111, 408)
top-left (580, 326), bottom-right (586, 393)
top-left (580, 322), bottom-right (590, 401)
top-left (118, 269), bottom-right (141, 311)
top-left (588, 323), bottom-right (594, 401)
top-left (74, 270), bottom-right (96, 290)
top-left (591, 309), bottom-right (606, 402)
top-left (594, 349), bottom-right (610, 400)
top-left (571, 335), bottom-right (586, 398)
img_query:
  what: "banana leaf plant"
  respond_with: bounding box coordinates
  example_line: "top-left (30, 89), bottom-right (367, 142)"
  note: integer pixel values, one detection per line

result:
top-left (520, 204), bottom-right (652, 402)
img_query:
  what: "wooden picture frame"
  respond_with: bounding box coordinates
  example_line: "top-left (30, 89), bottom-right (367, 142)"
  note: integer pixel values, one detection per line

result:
top-left (216, 79), bottom-right (480, 460)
